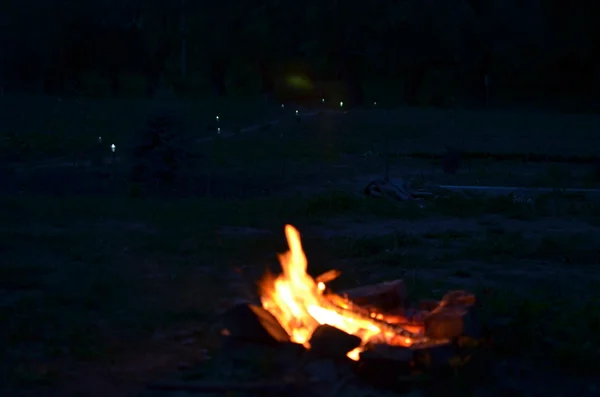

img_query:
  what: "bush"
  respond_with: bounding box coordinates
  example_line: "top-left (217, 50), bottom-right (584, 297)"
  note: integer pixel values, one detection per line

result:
top-left (130, 111), bottom-right (190, 190)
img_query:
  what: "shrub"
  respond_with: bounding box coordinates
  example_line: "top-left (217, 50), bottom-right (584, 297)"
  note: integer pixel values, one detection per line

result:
top-left (130, 111), bottom-right (190, 189)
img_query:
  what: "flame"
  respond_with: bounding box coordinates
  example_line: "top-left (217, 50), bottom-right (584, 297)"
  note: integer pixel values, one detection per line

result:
top-left (260, 224), bottom-right (415, 360)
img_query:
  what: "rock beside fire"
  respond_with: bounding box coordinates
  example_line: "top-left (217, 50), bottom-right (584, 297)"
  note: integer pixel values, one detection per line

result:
top-left (419, 299), bottom-right (441, 311)
top-left (424, 290), bottom-right (481, 339)
top-left (424, 307), bottom-right (466, 339)
top-left (442, 290), bottom-right (476, 307)
top-left (308, 324), bottom-right (362, 359)
top-left (358, 340), bottom-right (466, 386)
top-left (356, 342), bottom-right (459, 392)
top-left (221, 303), bottom-right (291, 344)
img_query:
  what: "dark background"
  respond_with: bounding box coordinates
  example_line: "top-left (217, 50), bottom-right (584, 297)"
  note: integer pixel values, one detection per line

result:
top-left (2, 2), bottom-right (600, 396)
top-left (1, 0), bottom-right (599, 110)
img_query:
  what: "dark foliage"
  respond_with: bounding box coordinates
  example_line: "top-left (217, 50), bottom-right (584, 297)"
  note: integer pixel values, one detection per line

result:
top-left (442, 148), bottom-right (463, 174)
top-left (130, 111), bottom-right (189, 189)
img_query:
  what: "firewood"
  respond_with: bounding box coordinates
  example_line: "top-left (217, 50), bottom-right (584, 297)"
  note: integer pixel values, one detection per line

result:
top-left (320, 294), bottom-right (421, 340)
top-left (221, 303), bottom-right (290, 344)
top-left (342, 279), bottom-right (407, 311)
top-left (315, 269), bottom-right (342, 285)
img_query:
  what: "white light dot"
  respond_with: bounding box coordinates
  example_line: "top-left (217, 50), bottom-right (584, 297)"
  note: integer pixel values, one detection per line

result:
top-left (98, 136), bottom-right (102, 143)
top-left (216, 116), bottom-right (219, 122)
top-left (321, 98), bottom-right (325, 103)
top-left (281, 104), bottom-right (285, 109)
top-left (339, 101), bottom-right (344, 108)
top-left (217, 127), bottom-right (221, 134)
top-left (373, 101), bottom-right (377, 106)
top-left (295, 109), bottom-right (299, 115)
top-left (111, 144), bottom-right (116, 152)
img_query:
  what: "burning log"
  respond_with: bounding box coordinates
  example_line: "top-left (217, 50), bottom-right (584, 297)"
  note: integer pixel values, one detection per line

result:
top-left (315, 269), bottom-right (341, 285)
top-left (317, 294), bottom-right (423, 341)
top-left (342, 279), bottom-right (407, 312)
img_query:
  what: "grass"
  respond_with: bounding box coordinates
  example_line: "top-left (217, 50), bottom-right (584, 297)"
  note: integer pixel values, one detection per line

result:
top-left (2, 189), bottom-right (600, 395)
top-left (0, 94), bottom-right (282, 164)
top-left (6, 93), bottom-right (600, 167)
top-left (3, 95), bottom-right (600, 395)
top-left (321, 232), bottom-right (600, 378)
top-left (342, 107), bottom-right (600, 157)
top-left (201, 113), bottom-right (600, 191)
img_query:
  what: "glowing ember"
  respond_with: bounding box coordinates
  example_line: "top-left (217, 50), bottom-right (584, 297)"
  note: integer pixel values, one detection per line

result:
top-left (259, 224), bottom-right (418, 360)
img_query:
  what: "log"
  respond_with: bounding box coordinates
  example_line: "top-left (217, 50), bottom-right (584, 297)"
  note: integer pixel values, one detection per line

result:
top-left (315, 269), bottom-right (342, 285)
top-left (341, 279), bottom-right (406, 311)
top-left (319, 294), bottom-right (422, 340)
top-left (221, 303), bottom-right (291, 344)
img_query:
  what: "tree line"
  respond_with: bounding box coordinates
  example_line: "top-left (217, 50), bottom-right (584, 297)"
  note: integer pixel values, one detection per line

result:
top-left (1, 0), bottom-right (598, 107)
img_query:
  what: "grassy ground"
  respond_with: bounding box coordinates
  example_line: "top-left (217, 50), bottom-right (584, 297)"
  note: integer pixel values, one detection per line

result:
top-left (2, 97), bottom-right (600, 396)
top-left (2, 189), bottom-right (600, 396)
top-left (343, 107), bottom-right (600, 157)
top-left (4, 94), bottom-right (600, 164)
top-left (0, 94), bottom-right (282, 164)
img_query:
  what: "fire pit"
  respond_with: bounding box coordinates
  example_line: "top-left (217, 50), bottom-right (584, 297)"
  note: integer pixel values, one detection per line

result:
top-left (148, 225), bottom-right (487, 395)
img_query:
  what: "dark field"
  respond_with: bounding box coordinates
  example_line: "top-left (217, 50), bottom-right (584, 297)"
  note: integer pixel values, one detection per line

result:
top-left (1, 96), bottom-right (600, 396)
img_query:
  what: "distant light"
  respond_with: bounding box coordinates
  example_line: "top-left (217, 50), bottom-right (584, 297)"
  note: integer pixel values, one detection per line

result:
top-left (339, 101), bottom-right (344, 108)
top-left (281, 104), bottom-right (285, 109)
top-left (217, 127), bottom-right (221, 134)
top-left (321, 98), bottom-right (325, 103)
top-left (295, 109), bottom-right (299, 116)
top-left (373, 101), bottom-right (377, 106)
top-left (98, 136), bottom-right (102, 143)
top-left (216, 116), bottom-right (219, 122)
top-left (111, 144), bottom-right (116, 152)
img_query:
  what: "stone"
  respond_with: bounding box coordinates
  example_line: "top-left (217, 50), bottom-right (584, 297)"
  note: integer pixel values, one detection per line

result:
top-left (424, 307), bottom-right (466, 339)
top-left (221, 303), bottom-right (290, 344)
top-left (308, 324), bottom-right (362, 359)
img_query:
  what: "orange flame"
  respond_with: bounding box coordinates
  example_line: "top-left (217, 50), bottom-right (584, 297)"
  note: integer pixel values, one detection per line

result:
top-left (260, 224), bottom-right (413, 360)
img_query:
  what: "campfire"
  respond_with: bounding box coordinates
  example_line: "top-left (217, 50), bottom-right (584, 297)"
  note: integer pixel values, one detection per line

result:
top-left (148, 225), bottom-right (486, 395)
top-left (221, 224), bottom-right (484, 373)
top-left (259, 225), bottom-right (428, 360)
